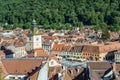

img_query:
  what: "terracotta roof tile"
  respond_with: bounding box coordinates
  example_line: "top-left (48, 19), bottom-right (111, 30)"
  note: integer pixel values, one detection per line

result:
top-left (35, 48), bottom-right (48, 57)
top-left (88, 62), bottom-right (112, 79)
top-left (82, 42), bottom-right (120, 54)
top-left (66, 67), bottom-right (85, 80)
top-left (62, 45), bottom-right (73, 52)
top-left (88, 62), bottom-right (112, 70)
top-left (1, 59), bottom-right (43, 75)
top-left (26, 68), bottom-right (40, 80)
top-left (49, 66), bottom-right (85, 80)
top-left (48, 67), bottom-right (63, 80)
top-left (71, 45), bottom-right (83, 52)
top-left (62, 73), bottom-right (72, 80)
top-left (52, 43), bottom-right (64, 52)
top-left (42, 35), bottom-right (58, 39)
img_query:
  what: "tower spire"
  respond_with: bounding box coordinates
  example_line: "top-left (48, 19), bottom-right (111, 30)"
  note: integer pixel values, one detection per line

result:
top-left (32, 19), bottom-right (37, 28)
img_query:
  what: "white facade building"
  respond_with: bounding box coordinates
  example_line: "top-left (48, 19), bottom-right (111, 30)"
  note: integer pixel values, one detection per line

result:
top-left (27, 35), bottom-right (42, 50)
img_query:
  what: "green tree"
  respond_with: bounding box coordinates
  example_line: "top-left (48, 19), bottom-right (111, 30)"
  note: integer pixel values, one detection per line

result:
top-left (64, 23), bottom-right (72, 30)
top-left (102, 30), bottom-right (110, 40)
top-left (44, 24), bottom-right (50, 29)
top-left (0, 0), bottom-right (120, 30)
top-left (23, 22), bottom-right (31, 29)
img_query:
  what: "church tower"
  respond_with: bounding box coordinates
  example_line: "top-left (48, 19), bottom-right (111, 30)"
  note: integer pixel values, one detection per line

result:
top-left (28, 19), bottom-right (42, 50)
top-left (32, 19), bottom-right (37, 28)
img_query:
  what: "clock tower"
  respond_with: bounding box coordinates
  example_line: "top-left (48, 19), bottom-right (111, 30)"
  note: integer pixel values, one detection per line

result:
top-left (28, 19), bottom-right (42, 50)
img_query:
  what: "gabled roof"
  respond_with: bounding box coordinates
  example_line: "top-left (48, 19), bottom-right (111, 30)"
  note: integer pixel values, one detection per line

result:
top-left (1, 59), bottom-right (43, 75)
top-left (42, 35), bottom-right (58, 39)
top-left (82, 42), bottom-right (120, 54)
top-left (90, 69), bottom-right (99, 80)
top-left (35, 48), bottom-right (48, 57)
top-left (63, 72), bottom-right (72, 80)
top-left (88, 62), bottom-right (112, 70)
top-left (82, 45), bottom-right (100, 54)
top-left (66, 67), bottom-right (85, 80)
top-left (48, 66), bottom-right (85, 80)
top-left (62, 45), bottom-right (72, 52)
top-left (48, 66), bottom-right (63, 80)
top-left (26, 68), bottom-right (40, 80)
top-left (14, 38), bottom-right (27, 47)
top-left (88, 62), bottom-right (112, 80)
top-left (71, 45), bottom-right (83, 52)
top-left (52, 43), bottom-right (64, 52)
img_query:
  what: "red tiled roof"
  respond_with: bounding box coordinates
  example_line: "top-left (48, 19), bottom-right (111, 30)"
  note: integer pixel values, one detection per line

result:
top-left (88, 62), bottom-right (112, 79)
top-left (35, 48), bottom-right (48, 57)
top-left (48, 67), bottom-right (63, 80)
top-left (48, 54), bottom-right (57, 57)
top-left (62, 45), bottom-right (73, 52)
top-left (14, 38), bottom-right (27, 46)
top-left (42, 36), bottom-right (58, 39)
top-left (63, 72), bottom-right (72, 80)
top-left (82, 42), bottom-right (120, 54)
top-left (88, 62), bottom-right (112, 70)
top-left (27, 69), bottom-right (39, 80)
top-left (66, 67), bottom-right (85, 80)
top-left (1, 59), bottom-right (43, 75)
top-left (48, 66), bottom-right (85, 80)
top-left (52, 43), bottom-right (64, 52)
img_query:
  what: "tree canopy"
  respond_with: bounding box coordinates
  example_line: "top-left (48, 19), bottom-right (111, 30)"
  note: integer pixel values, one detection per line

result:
top-left (0, 0), bottom-right (120, 30)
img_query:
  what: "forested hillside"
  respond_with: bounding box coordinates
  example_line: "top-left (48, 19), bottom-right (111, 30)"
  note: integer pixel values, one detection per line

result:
top-left (0, 0), bottom-right (120, 31)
